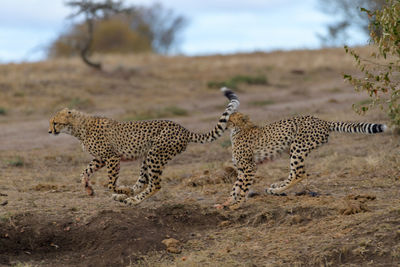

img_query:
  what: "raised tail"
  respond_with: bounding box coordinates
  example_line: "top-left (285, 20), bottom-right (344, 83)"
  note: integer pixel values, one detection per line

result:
top-left (329, 121), bottom-right (387, 134)
top-left (189, 87), bottom-right (240, 143)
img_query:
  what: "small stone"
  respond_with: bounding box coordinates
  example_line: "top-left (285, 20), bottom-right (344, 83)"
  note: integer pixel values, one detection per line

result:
top-left (162, 238), bottom-right (181, 253)
top-left (166, 246), bottom-right (181, 253)
top-left (162, 238), bottom-right (180, 247)
top-left (291, 215), bottom-right (303, 224)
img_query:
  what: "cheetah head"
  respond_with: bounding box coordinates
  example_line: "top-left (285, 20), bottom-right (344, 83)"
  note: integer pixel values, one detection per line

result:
top-left (48, 108), bottom-right (74, 135)
top-left (227, 112), bottom-right (255, 129)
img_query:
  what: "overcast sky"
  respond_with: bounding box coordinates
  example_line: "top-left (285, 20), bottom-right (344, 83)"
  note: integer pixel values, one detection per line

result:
top-left (0, 0), bottom-right (368, 63)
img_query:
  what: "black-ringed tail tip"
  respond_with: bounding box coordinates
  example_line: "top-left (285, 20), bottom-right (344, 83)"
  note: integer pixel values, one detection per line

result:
top-left (329, 121), bottom-right (388, 134)
top-left (188, 86), bottom-right (240, 143)
top-left (220, 87), bottom-right (240, 110)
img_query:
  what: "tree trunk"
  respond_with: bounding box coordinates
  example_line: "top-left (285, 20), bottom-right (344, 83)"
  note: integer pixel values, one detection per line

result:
top-left (81, 17), bottom-right (102, 70)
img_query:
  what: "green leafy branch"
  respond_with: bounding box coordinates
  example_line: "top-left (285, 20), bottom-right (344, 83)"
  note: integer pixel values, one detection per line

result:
top-left (344, 0), bottom-right (400, 127)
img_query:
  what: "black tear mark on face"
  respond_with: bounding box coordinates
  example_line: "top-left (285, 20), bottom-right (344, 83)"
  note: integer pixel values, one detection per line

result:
top-left (52, 122), bottom-right (60, 135)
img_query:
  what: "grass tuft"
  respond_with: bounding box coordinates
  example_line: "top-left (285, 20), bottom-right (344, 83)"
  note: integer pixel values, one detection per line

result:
top-left (0, 107), bottom-right (6, 115)
top-left (7, 157), bottom-right (24, 167)
top-left (0, 212), bottom-right (13, 223)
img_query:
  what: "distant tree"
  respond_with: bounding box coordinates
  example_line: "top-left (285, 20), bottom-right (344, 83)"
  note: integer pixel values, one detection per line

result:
top-left (344, 0), bottom-right (400, 128)
top-left (62, 0), bottom-right (131, 70)
top-left (48, 1), bottom-right (187, 69)
top-left (317, 0), bottom-right (386, 46)
top-left (48, 18), bottom-right (153, 57)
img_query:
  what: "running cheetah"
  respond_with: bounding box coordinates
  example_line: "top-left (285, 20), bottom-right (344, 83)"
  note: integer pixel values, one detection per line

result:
top-left (48, 88), bottom-right (239, 205)
top-left (217, 112), bottom-right (387, 209)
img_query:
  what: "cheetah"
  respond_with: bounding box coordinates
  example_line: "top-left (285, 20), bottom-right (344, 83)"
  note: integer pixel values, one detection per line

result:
top-left (48, 88), bottom-right (239, 205)
top-left (216, 112), bottom-right (387, 209)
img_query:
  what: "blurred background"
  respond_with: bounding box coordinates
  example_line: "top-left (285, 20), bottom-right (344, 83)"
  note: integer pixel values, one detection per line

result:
top-left (0, 0), bottom-right (383, 63)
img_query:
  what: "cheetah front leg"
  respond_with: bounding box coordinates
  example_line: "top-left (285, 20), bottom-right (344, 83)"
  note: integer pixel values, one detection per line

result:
top-left (216, 157), bottom-right (256, 210)
top-left (81, 159), bottom-right (105, 196)
top-left (104, 157), bottom-right (134, 202)
top-left (266, 147), bottom-right (308, 195)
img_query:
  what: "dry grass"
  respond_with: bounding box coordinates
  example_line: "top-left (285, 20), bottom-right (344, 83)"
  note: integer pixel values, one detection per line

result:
top-left (0, 47), bottom-right (399, 266)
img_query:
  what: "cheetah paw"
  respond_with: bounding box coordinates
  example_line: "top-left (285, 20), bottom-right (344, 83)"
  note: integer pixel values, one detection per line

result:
top-left (214, 197), bottom-right (243, 210)
top-left (270, 182), bottom-right (285, 189)
top-left (265, 188), bottom-right (287, 196)
top-left (228, 203), bottom-right (241, 210)
top-left (112, 193), bottom-right (128, 202)
top-left (214, 203), bottom-right (227, 210)
top-left (270, 183), bottom-right (278, 189)
top-left (123, 197), bottom-right (140, 206)
top-left (85, 186), bottom-right (95, 196)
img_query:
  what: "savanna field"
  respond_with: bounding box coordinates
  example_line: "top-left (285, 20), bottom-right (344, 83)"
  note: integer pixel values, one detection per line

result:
top-left (0, 48), bottom-right (399, 266)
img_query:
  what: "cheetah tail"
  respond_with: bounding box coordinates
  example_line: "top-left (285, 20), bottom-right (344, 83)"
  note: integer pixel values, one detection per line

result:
top-left (189, 87), bottom-right (239, 143)
top-left (329, 121), bottom-right (387, 134)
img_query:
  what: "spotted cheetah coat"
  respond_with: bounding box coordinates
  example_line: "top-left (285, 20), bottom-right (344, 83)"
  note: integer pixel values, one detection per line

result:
top-left (48, 88), bottom-right (239, 205)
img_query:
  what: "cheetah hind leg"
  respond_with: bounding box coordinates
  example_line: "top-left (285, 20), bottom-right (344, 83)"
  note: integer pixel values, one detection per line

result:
top-left (123, 136), bottom-right (184, 206)
top-left (266, 148), bottom-right (308, 196)
top-left (113, 159), bottom-right (149, 203)
top-left (130, 159), bottom-right (149, 195)
top-left (124, 156), bottom-right (166, 206)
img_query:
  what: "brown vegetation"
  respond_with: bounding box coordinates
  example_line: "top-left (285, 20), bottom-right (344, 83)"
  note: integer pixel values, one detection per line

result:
top-left (48, 1), bottom-right (187, 70)
top-left (0, 48), bottom-right (399, 266)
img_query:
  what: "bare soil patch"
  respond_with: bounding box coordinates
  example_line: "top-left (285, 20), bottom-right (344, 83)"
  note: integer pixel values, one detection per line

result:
top-left (0, 204), bottom-right (225, 266)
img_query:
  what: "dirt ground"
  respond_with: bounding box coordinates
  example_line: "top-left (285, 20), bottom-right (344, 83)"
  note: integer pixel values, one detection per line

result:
top-left (0, 48), bottom-right (399, 266)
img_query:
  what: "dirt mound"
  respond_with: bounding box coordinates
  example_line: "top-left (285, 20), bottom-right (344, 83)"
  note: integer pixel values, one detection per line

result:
top-left (0, 204), bottom-right (225, 266)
